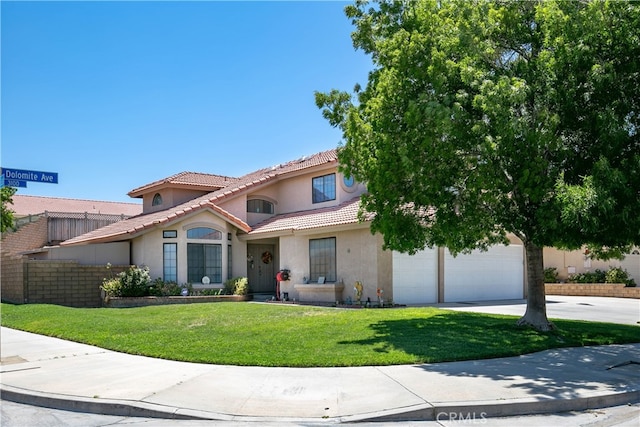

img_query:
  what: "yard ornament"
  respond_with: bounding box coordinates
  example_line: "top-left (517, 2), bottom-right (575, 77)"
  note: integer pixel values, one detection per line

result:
top-left (354, 281), bottom-right (363, 304)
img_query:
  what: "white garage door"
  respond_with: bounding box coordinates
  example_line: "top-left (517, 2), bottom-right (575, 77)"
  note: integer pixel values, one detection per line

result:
top-left (392, 248), bottom-right (438, 305)
top-left (444, 245), bottom-right (524, 302)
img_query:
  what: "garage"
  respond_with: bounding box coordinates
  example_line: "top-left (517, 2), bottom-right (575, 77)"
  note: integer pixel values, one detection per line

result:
top-left (392, 248), bottom-right (438, 305)
top-left (443, 245), bottom-right (524, 302)
top-left (392, 244), bottom-right (524, 304)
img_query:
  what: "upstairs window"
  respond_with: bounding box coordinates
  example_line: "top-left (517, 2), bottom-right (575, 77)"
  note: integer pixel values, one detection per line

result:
top-left (152, 193), bottom-right (163, 206)
top-left (187, 227), bottom-right (222, 240)
top-left (312, 173), bottom-right (336, 203)
top-left (247, 199), bottom-right (274, 214)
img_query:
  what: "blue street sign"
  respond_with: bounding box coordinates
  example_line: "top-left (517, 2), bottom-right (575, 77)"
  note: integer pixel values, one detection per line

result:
top-left (1, 167), bottom-right (58, 184)
top-left (0, 175), bottom-right (28, 188)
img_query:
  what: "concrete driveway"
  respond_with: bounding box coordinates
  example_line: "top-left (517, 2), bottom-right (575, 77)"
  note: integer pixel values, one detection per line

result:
top-left (431, 295), bottom-right (640, 325)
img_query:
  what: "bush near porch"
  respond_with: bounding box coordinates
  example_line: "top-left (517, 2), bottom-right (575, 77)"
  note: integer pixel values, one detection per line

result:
top-left (99, 266), bottom-right (252, 307)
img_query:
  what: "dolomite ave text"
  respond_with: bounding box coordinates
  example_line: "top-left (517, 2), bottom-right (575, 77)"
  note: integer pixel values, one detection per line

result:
top-left (1, 168), bottom-right (58, 184)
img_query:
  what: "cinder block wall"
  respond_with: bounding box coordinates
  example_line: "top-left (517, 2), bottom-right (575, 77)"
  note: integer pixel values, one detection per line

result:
top-left (0, 251), bottom-right (26, 303)
top-left (24, 261), bottom-right (130, 307)
top-left (2, 258), bottom-right (129, 307)
top-left (545, 283), bottom-right (640, 298)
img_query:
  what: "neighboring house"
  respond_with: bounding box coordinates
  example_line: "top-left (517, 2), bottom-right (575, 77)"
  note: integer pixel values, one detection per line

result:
top-left (59, 149), bottom-right (531, 304)
top-left (2, 195), bottom-right (142, 254)
top-left (1, 195), bottom-right (142, 307)
top-left (10, 194), bottom-right (142, 218)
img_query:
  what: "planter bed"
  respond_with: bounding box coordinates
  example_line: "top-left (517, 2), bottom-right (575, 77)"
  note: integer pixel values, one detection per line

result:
top-left (103, 294), bottom-right (252, 308)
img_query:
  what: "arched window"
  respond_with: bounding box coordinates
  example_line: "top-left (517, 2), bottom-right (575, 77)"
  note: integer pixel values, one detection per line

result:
top-left (152, 193), bottom-right (163, 206)
top-left (186, 227), bottom-right (222, 240)
top-left (247, 199), bottom-right (274, 214)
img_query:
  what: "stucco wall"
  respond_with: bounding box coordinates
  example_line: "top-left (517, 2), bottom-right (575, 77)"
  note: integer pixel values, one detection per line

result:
top-left (32, 242), bottom-right (130, 265)
top-left (277, 226), bottom-right (387, 303)
top-left (131, 210), bottom-right (240, 285)
top-left (218, 195), bottom-right (249, 223)
top-left (266, 167), bottom-right (365, 216)
top-left (142, 188), bottom-right (209, 213)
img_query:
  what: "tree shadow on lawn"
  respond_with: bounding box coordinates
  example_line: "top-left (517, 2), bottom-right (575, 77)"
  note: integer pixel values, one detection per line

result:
top-left (339, 311), bottom-right (640, 399)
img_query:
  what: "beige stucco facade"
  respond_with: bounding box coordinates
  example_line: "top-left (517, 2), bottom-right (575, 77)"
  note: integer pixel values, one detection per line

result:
top-left (106, 157), bottom-right (377, 302)
top-left (275, 226), bottom-right (392, 303)
top-left (57, 149), bottom-right (638, 305)
top-left (129, 209), bottom-right (247, 287)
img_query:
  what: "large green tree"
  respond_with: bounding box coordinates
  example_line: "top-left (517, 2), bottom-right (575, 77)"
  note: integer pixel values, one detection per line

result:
top-left (1, 186), bottom-right (17, 233)
top-left (316, 0), bottom-right (640, 331)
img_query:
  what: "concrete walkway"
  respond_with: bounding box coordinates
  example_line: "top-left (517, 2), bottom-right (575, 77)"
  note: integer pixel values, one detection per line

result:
top-left (1, 297), bottom-right (639, 423)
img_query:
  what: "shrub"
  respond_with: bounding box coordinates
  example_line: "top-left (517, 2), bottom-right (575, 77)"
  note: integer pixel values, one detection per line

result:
top-left (148, 279), bottom-right (184, 296)
top-left (605, 267), bottom-right (636, 287)
top-left (568, 269), bottom-right (606, 284)
top-left (543, 267), bottom-right (559, 283)
top-left (224, 277), bottom-right (250, 296)
top-left (101, 265), bottom-right (151, 297)
top-left (101, 278), bottom-right (124, 297)
top-left (233, 277), bottom-right (250, 295)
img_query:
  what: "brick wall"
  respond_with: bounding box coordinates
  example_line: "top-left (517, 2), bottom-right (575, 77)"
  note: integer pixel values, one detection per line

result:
top-left (1, 258), bottom-right (128, 307)
top-left (1, 216), bottom-right (48, 254)
top-left (545, 283), bottom-right (640, 299)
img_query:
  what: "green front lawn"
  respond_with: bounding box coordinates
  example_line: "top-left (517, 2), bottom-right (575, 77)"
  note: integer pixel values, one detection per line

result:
top-left (1, 302), bottom-right (637, 367)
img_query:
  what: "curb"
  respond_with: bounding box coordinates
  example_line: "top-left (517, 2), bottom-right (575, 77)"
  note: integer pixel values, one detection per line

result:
top-left (3, 383), bottom-right (638, 422)
top-left (0, 385), bottom-right (225, 421)
top-left (346, 390), bottom-right (640, 422)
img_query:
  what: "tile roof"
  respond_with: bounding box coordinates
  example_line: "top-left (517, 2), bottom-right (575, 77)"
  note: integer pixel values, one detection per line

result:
top-left (61, 149), bottom-right (341, 245)
top-left (8, 195), bottom-right (142, 217)
top-left (62, 201), bottom-right (251, 245)
top-left (128, 172), bottom-right (238, 197)
top-left (248, 196), bottom-right (371, 235)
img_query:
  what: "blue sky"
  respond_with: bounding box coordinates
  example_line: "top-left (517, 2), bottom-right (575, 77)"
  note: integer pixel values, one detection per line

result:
top-left (1, 1), bottom-right (371, 203)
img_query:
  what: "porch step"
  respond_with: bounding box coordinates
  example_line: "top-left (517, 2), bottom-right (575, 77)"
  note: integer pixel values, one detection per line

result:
top-left (251, 293), bottom-right (277, 302)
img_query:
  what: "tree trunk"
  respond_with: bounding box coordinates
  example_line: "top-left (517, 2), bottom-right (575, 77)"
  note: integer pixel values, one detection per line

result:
top-left (517, 242), bottom-right (555, 331)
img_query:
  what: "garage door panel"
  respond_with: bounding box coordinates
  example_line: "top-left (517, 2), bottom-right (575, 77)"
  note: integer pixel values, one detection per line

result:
top-left (444, 245), bottom-right (523, 302)
top-left (393, 249), bottom-right (438, 304)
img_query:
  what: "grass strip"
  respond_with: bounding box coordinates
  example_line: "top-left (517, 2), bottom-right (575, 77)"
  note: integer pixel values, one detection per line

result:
top-left (1, 302), bottom-right (637, 367)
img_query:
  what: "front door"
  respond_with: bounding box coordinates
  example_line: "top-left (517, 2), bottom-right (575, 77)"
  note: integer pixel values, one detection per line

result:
top-left (247, 244), bottom-right (276, 293)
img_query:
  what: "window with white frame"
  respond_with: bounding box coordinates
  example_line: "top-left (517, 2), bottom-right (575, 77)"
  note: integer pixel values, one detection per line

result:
top-left (186, 226), bottom-right (223, 283)
top-left (187, 243), bottom-right (222, 283)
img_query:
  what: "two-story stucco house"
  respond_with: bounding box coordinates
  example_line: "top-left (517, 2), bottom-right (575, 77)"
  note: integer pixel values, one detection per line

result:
top-left (62, 148), bottom-right (531, 304)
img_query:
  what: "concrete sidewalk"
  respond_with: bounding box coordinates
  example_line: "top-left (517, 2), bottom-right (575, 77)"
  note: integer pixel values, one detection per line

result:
top-left (1, 327), bottom-right (639, 423)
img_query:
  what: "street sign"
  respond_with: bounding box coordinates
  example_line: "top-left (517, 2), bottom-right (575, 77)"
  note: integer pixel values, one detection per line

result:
top-left (1, 168), bottom-right (58, 184)
top-left (1, 177), bottom-right (28, 188)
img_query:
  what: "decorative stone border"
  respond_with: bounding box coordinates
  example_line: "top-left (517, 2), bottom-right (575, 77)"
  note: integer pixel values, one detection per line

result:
top-left (545, 283), bottom-right (639, 299)
top-left (103, 295), bottom-right (252, 308)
